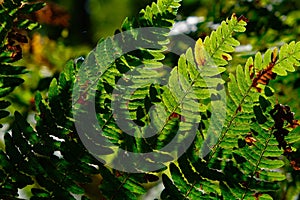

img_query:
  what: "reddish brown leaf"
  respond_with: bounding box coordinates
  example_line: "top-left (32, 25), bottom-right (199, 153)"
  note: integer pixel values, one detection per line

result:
top-left (169, 112), bottom-right (180, 119)
top-left (254, 193), bottom-right (262, 199)
top-left (238, 15), bottom-right (249, 23)
top-left (288, 119), bottom-right (300, 128)
top-left (284, 146), bottom-right (293, 154)
top-left (237, 105), bottom-right (242, 112)
top-left (222, 54), bottom-right (229, 61)
top-left (291, 160), bottom-right (300, 171)
top-left (255, 171), bottom-right (260, 178)
top-left (115, 170), bottom-right (123, 177)
top-left (249, 64), bottom-right (255, 79)
top-left (35, 2), bottom-right (70, 27)
top-left (8, 32), bottom-right (28, 43)
top-left (7, 44), bottom-right (23, 61)
top-left (77, 95), bottom-right (88, 105)
top-left (252, 64), bottom-right (276, 92)
top-left (251, 48), bottom-right (278, 92)
top-left (245, 133), bottom-right (257, 146)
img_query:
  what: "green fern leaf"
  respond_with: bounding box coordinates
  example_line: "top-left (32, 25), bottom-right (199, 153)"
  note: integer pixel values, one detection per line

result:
top-left (204, 34), bottom-right (300, 200)
top-left (273, 41), bottom-right (300, 75)
top-left (161, 11), bottom-right (300, 199)
top-left (200, 14), bottom-right (247, 67)
top-left (0, 0), bottom-right (184, 198)
top-left (2, 0), bottom-right (300, 199)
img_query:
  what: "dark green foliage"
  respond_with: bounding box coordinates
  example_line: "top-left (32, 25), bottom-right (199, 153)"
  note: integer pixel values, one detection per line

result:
top-left (0, 0), bottom-right (45, 126)
top-left (1, 0), bottom-right (182, 199)
top-left (0, 0), bottom-right (300, 199)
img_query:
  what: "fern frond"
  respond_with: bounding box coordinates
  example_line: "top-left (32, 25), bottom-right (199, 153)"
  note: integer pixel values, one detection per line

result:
top-left (273, 41), bottom-right (300, 76)
top-left (150, 14), bottom-right (247, 158)
top-left (198, 14), bottom-right (247, 67)
top-left (160, 14), bottom-right (250, 200)
top-left (73, 0), bottom-right (182, 162)
top-left (161, 12), bottom-right (300, 199)
top-left (211, 42), bottom-right (300, 156)
top-left (205, 39), bottom-right (300, 199)
top-left (218, 97), bottom-right (300, 199)
top-left (99, 166), bottom-right (160, 200)
top-left (161, 154), bottom-right (222, 199)
top-left (0, 0), bottom-right (44, 126)
top-left (0, 0), bottom-right (184, 199)
top-left (1, 0), bottom-right (300, 198)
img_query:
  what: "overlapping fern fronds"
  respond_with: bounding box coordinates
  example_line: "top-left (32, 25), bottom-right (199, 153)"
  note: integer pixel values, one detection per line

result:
top-left (1, 0), bottom-right (300, 199)
top-left (72, 0), bottom-right (183, 168)
top-left (0, 0), bottom-right (44, 126)
top-left (1, 0), bottom-right (182, 199)
top-left (162, 14), bottom-right (300, 200)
